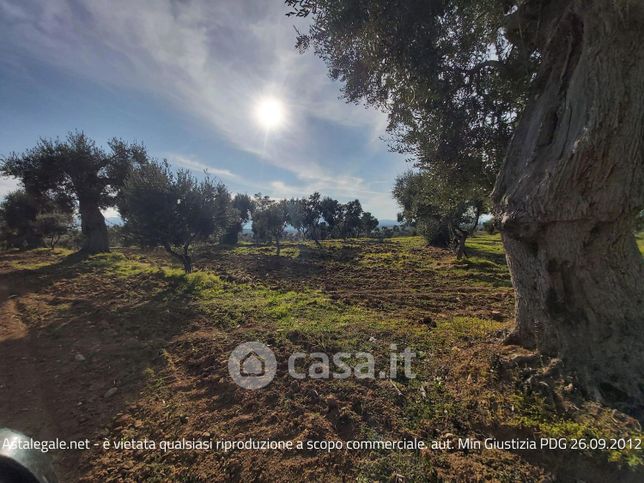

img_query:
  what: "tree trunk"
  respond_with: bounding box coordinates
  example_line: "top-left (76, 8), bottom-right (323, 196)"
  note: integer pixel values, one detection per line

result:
top-left (275, 237), bottom-right (281, 256)
top-left (493, 0), bottom-right (644, 407)
top-left (182, 254), bottom-right (192, 273)
top-left (163, 243), bottom-right (192, 273)
top-left (454, 230), bottom-right (467, 260)
top-left (78, 198), bottom-right (109, 254)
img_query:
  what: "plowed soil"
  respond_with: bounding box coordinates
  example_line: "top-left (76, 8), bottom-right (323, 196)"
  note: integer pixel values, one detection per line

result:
top-left (0, 236), bottom-right (641, 482)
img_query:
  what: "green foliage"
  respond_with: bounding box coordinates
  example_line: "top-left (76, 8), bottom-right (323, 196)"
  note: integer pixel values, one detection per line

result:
top-left (0, 190), bottom-right (42, 248)
top-left (1, 132), bottom-right (148, 209)
top-left (251, 195), bottom-right (289, 254)
top-left (360, 211), bottom-right (379, 235)
top-left (315, 196), bottom-right (379, 239)
top-left (286, 0), bottom-right (538, 257)
top-left (1, 131), bottom-right (149, 252)
top-left (394, 170), bottom-right (485, 253)
top-left (0, 189), bottom-right (74, 249)
top-left (319, 196), bottom-right (342, 236)
top-left (287, 0), bottom-right (533, 172)
top-left (221, 193), bottom-right (254, 245)
top-left (34, 211), bottom-right (74, 249)
top-left (119, 161), bottom-right (235, 271)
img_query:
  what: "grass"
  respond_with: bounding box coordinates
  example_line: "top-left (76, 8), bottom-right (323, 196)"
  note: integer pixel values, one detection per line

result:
top-left (4, 232), bottom-right (642, 479)
top-left (509, 392), bottom-right (644, 469)
top-left (9, 247), bottom-right (73, 270)
top-left (232, 244), bottom-right (300, 258)
top-left (83, 250), bottom-right (430, 348)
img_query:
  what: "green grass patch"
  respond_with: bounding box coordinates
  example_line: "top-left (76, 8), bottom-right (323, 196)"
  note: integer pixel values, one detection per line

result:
top-left (85, 252), bottom-right (157, 277)
top-left (232, 243), bottom-right (300, 258)
top-left (84, 250), bottom-right (424, 347)
top-left (510, 393), bottom-right (644, 469)
top-left (466, 233), bottom-right (504, 256)
top-left (430, 316), bottom-right (506, 346)
top-left (10, 260), bottom-right (56, 270)
top-left (8, 247), bottom-right (73, 270)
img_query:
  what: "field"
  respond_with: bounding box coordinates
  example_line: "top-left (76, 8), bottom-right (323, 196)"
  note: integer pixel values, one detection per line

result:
top-left (1, 234), bottom-right (642, 481)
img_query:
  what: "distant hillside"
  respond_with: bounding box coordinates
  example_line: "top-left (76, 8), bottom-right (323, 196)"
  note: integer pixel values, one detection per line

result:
top-left (378, 219), bottom-right (399, 227)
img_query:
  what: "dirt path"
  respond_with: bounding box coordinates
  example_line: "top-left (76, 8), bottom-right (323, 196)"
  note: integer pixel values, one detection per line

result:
top-left (0, 276), bottom-right (64, 467)
top-left (0, 253), bottom-right (209, 481)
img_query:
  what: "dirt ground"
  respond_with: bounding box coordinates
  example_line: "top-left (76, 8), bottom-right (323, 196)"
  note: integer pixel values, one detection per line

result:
top-left (0, 236), bottom-right (642, 482)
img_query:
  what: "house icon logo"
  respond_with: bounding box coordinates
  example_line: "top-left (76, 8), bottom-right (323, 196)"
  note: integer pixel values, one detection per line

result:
top-left (240, 350), bottom-right (266, 376)
top-left (228, 341), bottom-right (277, 389)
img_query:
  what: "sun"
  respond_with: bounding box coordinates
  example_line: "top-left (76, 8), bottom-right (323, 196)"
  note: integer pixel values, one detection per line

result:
top-left (254, 97), bottom-right (285, 130)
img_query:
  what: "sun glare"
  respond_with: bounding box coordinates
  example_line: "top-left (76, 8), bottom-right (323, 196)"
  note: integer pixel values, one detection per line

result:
top-left (255, 97), bottom-right (285, 130)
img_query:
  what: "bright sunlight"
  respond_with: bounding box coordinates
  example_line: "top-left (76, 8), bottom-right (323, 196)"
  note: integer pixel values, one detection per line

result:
top-left (254, 97), bottom-right (285, 130)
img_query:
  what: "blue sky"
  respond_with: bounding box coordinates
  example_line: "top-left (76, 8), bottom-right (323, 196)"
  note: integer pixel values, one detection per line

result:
top-left (0, 0), bottom-right (408, 219)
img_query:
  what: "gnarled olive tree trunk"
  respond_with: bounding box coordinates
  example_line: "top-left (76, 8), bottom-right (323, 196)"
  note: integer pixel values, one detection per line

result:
top-left (78, 198), bottom-right (109, 254)
top-left (493, 0), bottom-right (644, 406)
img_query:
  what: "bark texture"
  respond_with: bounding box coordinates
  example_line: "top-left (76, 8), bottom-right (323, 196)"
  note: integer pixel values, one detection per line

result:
top-left (493, 0), bottom-right (644, 407)
top-left (78, 198), bottom-right (109, 254)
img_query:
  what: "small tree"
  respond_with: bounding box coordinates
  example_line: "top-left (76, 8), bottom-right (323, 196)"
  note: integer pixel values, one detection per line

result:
top-left (394, 170), bottom-right (485, 258)
top-left (338, 200), bottom-right (363, 238)
top-left (360, 211), bottom-right (379, 236)
top-left (286, 193), bottom-right (325, 247)
top-left (0, 190), bottom-right (42, 249)
top-left (302, 192), bottom-right (324, 247)
top-left (0, 189), bottom-right (74, 249)
top-left (285, 198), bottom-right (307, 239)
top-left (252, 195), bottom-right (289, 255)
top-left (35, 211), bottom-right (74, 249)
top-left (319, 196), bottom-right (342, 238)
top-left (119, 161), bottom-right (233, 272)
top-left (221, 193), bottom-right (254, 245)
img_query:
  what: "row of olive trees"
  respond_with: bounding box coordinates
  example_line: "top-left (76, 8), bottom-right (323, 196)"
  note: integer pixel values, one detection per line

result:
top-left (1, 132), bottom-right (379, 271)
top-left (253, 192), bottom-right (379, 255)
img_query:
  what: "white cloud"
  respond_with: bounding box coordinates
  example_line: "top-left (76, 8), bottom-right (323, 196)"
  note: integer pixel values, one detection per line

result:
top-left (168, 153), bottom-right (239, 179)
top-left (0, 176), bottom-right (19, 198)
top-left (0, 176), bottom-right (20, 199)
top-left (0, 0), bottom-right (407, 218)
top-left (0, 0), bottom-right (390, 181)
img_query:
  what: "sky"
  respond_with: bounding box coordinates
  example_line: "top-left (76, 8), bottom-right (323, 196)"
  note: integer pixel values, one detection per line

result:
top-left (0, 0), bottom-right (409, 220)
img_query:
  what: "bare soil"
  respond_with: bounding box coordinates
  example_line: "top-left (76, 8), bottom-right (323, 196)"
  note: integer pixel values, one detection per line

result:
top-left (0, 238), bottom-right (641, 482)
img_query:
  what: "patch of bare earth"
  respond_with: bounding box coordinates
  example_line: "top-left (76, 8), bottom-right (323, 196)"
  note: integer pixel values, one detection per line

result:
top-left (1, 242), bottom-right (641, 481)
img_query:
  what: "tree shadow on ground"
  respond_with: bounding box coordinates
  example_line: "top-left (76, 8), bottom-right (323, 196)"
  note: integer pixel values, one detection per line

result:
top-left (0, 250), bottom-right (204, 480)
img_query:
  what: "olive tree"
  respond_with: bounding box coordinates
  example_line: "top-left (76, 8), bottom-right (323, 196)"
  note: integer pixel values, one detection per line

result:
top-left (252, 195), bottom-right (289, 255)
top-left (1, 131), bottom-right (148, 254)
top-left (394, 170), bottom-right (485, 258)
top-left (360, 211), bottom-right (379, 237)
top-left (287, 0), bottom-right (644, 406)
top-left (0, 189), bottom-right (74, 250)
top-left (221, 193), bottom-right (254, 245)
top-left (119, 161), bottom-right (234, 272)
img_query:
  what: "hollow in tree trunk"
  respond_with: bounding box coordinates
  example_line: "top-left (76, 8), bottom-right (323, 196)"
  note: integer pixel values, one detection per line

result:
top-left (493, 0), bottom-right (644, 408)
top-left (78, 198), bottom-right (109, 254)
